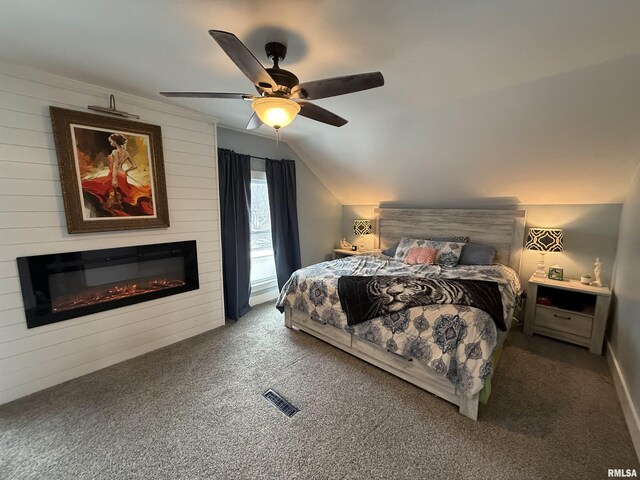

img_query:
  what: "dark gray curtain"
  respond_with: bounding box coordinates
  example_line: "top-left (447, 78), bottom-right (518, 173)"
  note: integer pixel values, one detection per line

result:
top-left (265, 159), bottom-right (302, 290)
top-left (218, 148), bottom-right (251, 320)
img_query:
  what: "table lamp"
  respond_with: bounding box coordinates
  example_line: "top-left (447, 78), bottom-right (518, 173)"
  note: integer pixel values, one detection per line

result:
top-left (353, 219), bottom-right (373, 251)
top-left (526, 227), bottom-right (564, 277)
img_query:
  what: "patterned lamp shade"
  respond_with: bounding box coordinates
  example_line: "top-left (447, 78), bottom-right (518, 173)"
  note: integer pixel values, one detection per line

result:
top-left (526, 228), bottom-right (564, 252)
top-left (353, 219), bottom-right (373, 236)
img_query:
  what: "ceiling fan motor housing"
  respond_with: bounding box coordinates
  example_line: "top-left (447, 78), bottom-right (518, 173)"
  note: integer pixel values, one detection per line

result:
top-left (265, 68), bottom-right (299, 92)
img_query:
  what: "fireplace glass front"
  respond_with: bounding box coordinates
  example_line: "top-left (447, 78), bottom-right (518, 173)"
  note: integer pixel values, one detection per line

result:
top-left (17, 241), bottom-right (199, 328)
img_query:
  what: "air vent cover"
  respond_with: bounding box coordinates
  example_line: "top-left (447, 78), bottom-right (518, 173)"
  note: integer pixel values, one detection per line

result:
top-left (263, 389), bottom-right (299, 417)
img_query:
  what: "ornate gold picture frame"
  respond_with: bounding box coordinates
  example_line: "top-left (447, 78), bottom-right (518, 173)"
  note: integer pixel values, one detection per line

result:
top-left (50, 107), bottom-right (170, 233)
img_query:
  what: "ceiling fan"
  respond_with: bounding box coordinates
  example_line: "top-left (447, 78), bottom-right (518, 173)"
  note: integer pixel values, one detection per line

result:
top-left (160, 30), bottom-right (384, 131)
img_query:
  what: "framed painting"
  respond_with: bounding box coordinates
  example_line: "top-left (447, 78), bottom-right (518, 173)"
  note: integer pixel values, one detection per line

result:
top-left (50, 107), bottom-right (170, 233)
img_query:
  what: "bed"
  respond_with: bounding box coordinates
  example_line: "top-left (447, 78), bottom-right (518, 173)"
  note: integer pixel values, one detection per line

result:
top-left (277, 208), bottom-right (526, 420)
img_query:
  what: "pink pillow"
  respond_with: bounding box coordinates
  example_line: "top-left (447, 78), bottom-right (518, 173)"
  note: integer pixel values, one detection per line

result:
top-left (404, 247), bottom-right (439, 265)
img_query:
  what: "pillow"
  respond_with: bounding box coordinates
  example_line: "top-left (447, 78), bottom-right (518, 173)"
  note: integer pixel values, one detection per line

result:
top-left (382, 242), bottom-right (399, 257)
top-left (458, 243), bottom-right (496, 265)
top-left (404, 247), bottom-right (439, 265)
top-left (394, 237), bottom-right (465, 267)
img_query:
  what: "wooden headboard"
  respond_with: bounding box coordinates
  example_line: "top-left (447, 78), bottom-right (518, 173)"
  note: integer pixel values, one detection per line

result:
top-left (374, 208), bottom-right (527, 272)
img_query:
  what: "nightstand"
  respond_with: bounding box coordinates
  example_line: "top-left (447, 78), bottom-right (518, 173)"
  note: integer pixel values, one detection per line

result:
top-left (524, 274), bottom-right (611, 355)
top-left (332, 248), bottom-right (364, 259)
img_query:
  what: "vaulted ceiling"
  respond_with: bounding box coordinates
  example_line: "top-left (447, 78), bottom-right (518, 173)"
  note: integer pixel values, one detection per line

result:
top-left (1, 0), bottom-right (639, 204)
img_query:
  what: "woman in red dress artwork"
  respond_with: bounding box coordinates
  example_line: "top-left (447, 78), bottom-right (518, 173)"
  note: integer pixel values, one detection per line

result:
top-left (81, 133), bottom-right (154, 217)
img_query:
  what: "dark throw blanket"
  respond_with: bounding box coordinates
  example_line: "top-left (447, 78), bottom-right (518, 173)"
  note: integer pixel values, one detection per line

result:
top-left (338, 276), bottom-right (506, 331)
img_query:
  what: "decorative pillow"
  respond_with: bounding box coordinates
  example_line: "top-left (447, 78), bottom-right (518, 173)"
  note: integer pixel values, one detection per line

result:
top-left (382, 242), bottom-right (399, 257)
top-left (404, 247), bottom-right (439, 265)
top-left (394, 237), bottom-right (465, 267)
top-left (458, 243), bottom-right (496, 265)
top-left (383, 236), bottom-right (468, 257)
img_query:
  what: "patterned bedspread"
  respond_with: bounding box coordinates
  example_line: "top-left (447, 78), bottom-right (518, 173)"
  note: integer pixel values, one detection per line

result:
top-left (276, 255), bottom-right (521, 397)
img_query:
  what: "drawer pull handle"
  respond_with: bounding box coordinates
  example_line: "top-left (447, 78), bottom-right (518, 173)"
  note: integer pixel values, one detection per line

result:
top-left (553, 313), bottom-right (571, 320)
top-left (310, 317), bottom-right (327, 325)
top-left (387, 349), bottom-right (413, 362)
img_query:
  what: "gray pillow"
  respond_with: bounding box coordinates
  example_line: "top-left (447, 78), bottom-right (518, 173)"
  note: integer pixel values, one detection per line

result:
top-left (382, 242), bottom-right (399, 257)
top-left (459, 243), bottom-right (496, 265)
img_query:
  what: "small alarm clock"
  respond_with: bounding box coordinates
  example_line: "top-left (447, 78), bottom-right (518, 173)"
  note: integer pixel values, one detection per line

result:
top-left (548, 266), bottom-right (564, 281)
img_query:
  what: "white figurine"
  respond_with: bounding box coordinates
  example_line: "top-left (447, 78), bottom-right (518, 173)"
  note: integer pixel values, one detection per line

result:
top-left (339, 238), bottom-right (353, 249)
top-left (592, 257), bottom-right (602, 287)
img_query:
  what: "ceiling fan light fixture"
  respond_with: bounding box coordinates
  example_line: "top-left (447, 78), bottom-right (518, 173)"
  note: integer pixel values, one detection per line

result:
top-left (251, 97), bottom-right (300, 130)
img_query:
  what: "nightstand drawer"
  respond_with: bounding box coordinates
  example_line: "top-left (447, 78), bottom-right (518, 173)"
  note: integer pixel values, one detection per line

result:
top-left (534, 306), bottom-right (593, 338)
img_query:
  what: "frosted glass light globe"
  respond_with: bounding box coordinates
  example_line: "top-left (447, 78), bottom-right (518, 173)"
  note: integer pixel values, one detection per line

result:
top-left (251, 97), bottom-right (301, 130)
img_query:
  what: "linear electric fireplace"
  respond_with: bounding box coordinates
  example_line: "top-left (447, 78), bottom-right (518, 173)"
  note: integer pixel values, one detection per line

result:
top-left (17, 240), bottom-right (199, 328)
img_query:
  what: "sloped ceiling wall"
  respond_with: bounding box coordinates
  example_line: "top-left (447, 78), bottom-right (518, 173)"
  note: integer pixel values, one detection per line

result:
top-left (291, 54), bottom-right (640, 205)
top-left (1, 0), bottom-right (639, 205)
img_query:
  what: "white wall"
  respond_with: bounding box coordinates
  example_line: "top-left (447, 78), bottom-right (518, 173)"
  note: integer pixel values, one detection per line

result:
top-left (609, 163), bottom-right (640, 455)
top-left (0, 63), bottom-right (224, 404)
top-left (216, 127), bottom-right (342, 266)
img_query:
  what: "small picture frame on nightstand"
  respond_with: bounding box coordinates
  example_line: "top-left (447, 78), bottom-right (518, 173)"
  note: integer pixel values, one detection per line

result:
top-left (548, 266), bottom-right (563, 281)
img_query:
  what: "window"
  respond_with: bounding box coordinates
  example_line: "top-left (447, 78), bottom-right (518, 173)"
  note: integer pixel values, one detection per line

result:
top-left (249, 171), bottom-right (277, 299)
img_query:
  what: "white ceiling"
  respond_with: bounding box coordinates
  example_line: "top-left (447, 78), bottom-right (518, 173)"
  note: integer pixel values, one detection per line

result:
top-left (2, 0), bottom-right (639, 204)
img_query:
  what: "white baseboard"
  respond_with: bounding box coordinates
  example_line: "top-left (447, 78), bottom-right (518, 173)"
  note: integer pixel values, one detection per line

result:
top-left (606, 340), bottom-right (640, 461)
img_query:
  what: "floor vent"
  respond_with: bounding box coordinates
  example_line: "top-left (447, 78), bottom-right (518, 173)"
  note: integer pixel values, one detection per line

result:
top-left (263, 389), bottom-right (299, 417)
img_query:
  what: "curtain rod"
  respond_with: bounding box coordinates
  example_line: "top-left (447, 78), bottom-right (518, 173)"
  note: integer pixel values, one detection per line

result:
top-left (219, 148), bottom-right (288, 161)
top-left (250, 155), bottom-right (291, 162)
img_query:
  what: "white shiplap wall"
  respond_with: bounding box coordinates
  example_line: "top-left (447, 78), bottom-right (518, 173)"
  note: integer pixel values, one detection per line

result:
top-left (0, 63), bottom-right (225, 404)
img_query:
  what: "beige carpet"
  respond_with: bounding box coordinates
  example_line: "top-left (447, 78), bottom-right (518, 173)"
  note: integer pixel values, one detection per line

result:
top-left (1, 302), bottom-right (638, 479)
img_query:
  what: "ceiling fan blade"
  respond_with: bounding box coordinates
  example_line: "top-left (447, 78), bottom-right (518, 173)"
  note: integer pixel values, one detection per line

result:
top-left (160, 92), bottom-right (254, 100)
top-left (246, 112), bottom-right (263, 130)
top-left (208, 30), bottom-right (277, 90)
top-left (293, 72), bottom-right (384, 100)
top-left (296, 100), bottom-right (348, 127)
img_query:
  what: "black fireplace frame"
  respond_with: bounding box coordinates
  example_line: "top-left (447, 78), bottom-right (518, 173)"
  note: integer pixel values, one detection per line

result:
top-left (17, 240), bottom-right (199, 328)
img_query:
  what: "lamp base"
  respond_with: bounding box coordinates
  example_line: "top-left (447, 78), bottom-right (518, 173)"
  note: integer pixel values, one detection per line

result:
top-left (533, 253), bottom-right (547, 277)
